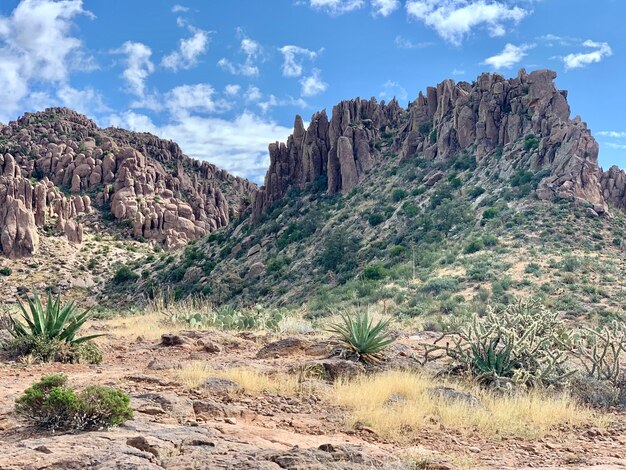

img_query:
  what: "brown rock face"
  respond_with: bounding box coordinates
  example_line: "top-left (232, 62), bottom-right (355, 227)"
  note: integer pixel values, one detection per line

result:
top-left (253, 97), bottom-right (403, 218)
top-left (0, 107), bottom-right (256, 257)
top-left (254, 69), bottom-right (616, 219)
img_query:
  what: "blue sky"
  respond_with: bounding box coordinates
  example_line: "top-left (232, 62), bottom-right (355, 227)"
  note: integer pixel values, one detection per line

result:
top-left (0, 0), bottom-right (624, 183)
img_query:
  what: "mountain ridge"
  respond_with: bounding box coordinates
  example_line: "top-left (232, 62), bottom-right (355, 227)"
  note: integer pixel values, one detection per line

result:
top-left (253, 68), bottom-right (622, 221)
top-left (0, 107), bottom-right (256, 260)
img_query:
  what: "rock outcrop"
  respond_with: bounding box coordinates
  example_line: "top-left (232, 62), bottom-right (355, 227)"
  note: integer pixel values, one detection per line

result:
top-left (253, 69), bottom-right (614, 219)
top-left (253, 98), bottom-right (404, 217)
top-left (0, 108), bottom-right (256, 257)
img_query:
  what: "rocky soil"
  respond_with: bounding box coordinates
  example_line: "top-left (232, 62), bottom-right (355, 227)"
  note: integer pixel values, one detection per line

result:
top-left (0, 325), bottom-right (625, 470)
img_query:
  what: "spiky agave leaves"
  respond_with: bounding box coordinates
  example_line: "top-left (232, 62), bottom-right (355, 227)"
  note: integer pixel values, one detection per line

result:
top-left (9, 292), bottom-right (103, 345)
top-left (327, 311), bottom-right (395, 364)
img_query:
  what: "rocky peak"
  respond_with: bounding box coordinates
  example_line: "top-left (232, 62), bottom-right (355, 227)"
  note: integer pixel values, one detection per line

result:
top-left (253, 69), bottom-right (613, 219)
top-left (0, 108), bottom-right (256, 258)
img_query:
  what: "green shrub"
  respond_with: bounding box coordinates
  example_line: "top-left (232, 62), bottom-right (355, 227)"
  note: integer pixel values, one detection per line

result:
top-left (469, 186), bottom-right (485, 198)
top-left (421, 277), bottom-right (459, 295)
top-left (367, 212), bottom-right (385, 226)
top-left (4, 336), bottom-right (102, 364)
top-left (390, 245), bottom-right (407, 258)
top-left (363, 264), bottom-right (389, 280)
top-left (391, 188), bottom-right (407, 202)
top-left (0, 266), bottom-right (11, 276)
top-left (524, 134), bottom-right (539, 151)
top-left (464, 239), bottom-right (484, 254)
top-left (482, 208), bottom-right (498, 220)
top-left (15, 374), bottom-right (132, 431)
top-left (113, 266), bottom-right (139, 284)
top-left (327, 311), bottom-right (395, 364)
top-left (402, 202), bottom-right (418, 217)
top-left (510, 170), bottom-right (534, 187)
top-left (319, 230), bottom-right (359, 274)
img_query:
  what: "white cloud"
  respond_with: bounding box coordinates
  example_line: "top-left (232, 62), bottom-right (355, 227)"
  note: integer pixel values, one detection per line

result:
top-left (394, 35), bottom-right (434, 49)
top-left (218, 31), bottom-right (262, 77)
top-left (162, 27), bottom-right (211, 71)
top-left (131, 83), bottom-right (232, 116)
top-left (0, 0), bottom-right (94, 118)
top-left (279, 45), bottom-right (319, 77)
top-left (224, 84), bottom-right (241, 96)
top-left (245, 85), bottom-right (262, 102)
top-left (537, 33), bottom-right (577, 47)
top-left (604, 142), bottom-right (626, 150)
top-left (257, 95), bottom-right (308, 114)
top-left (483, 43), bottom-right (532, 69)
top-left (309, 0), bottom-right (365, 14)
top-left (563, 40), bottom-right (612, 70)
top-left (165, 84), bottom-right (231, 115)
top-left (406, 0), bottom-right (528, 45)
top-left (56, 85), bottom-right (109, 114)
top-left (598, 131), bottom-right (626, 139)
top-left (114, 41), bottom-right (154, 97)
top-left (19, 84), bottom-right (108, 117)
top-left (379, 80), bottom-right (408, 102)
top-left (372, 0), bottom-right (400, 16)
top-left (105, 111), bottom-right (292, 183)
top-left (452, 68), bottom-right (466, 75)
top-left (300, 68), bottom-right (328, 96)
top-left (171, 4), bottom-right (189, 12)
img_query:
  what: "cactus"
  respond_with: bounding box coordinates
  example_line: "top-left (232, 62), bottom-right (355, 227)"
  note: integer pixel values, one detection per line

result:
top-left (168, 304), bottom-right (284, 332)
top-left (422, 298), bottom-right (574, 387)
top-left (573, 321), bottom-right (626, 386)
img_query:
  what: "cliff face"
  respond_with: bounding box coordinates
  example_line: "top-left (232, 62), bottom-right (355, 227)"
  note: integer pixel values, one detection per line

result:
top-left (253, 69), bottom-right (611, 219)
top-left (0, 108), bottom-right (256, 258)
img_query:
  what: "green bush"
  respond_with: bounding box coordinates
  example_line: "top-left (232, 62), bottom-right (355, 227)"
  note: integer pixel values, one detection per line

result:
top-left (15, 374), bottom-right (132, 431)
top-left (391, 188), bottom-right (407, 202)
top-left (510, 170), bottom-right (534, 187)
top-left (367, 212), bottom-right (385, 226)
top-left (464, 239), bottom-right (484, 254)
top-left (319, 230), bottom-right (359, 274)
top-left (524, 134), bottom-right (539, 151)
top-left (469, 186), bottom-right (485, 198)
top-left (363, 264), bottom-right (389, 280)
top-left (0, 266), bottom-right (11, 276)
top-left (389, 245), bottom-right (407, 258)
top-left (5, 336), bottom-right (102, 364)
top-left (482, 208), bottom-right (498, 220)
top-left (113, 266), bottom-right (139, 284)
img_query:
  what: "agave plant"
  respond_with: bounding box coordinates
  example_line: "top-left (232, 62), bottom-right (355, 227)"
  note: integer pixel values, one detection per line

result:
top-left (9, 292), bottom-right (102, 345)
top-left (327, 311), bottom-right (395, 364)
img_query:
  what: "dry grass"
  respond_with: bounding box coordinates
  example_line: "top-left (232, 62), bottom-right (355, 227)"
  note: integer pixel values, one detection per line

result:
top-left (330, 370), bottom-right (602, 441)
top-left (173, 363), bottom-right (302, 395)
top-left (175, 361), bottom-right (212, 388)
top-left (103, 312), bottom-right (180, 340)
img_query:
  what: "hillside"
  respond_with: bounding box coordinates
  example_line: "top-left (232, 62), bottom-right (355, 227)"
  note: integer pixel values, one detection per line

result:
top-left (143, 69), bottom-right (626, 324)
top-left (0, 108), bottom-right (255, 301)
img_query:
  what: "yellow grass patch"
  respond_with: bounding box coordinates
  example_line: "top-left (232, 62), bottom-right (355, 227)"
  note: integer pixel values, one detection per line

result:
top-left (103, 312), bottom-right (180, 340)
top-left (174, 363), bottom-right (301, 395)
top-left (174, 361), bottom-right (212, 388)
top-left (330, 370), bottom-right (600, 441)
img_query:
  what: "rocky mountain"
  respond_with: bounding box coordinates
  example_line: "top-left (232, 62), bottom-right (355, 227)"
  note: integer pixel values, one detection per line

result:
top-left (0, 107), bottom-right (255, 260)
top-left (254, 69), bottom-right (612, 219)
top-left (143, 69), bottom-right (626, 321)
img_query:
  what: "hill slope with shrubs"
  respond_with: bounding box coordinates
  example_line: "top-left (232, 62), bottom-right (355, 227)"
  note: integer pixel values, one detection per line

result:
top-left (131, 69), bottom-right (626, 326)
